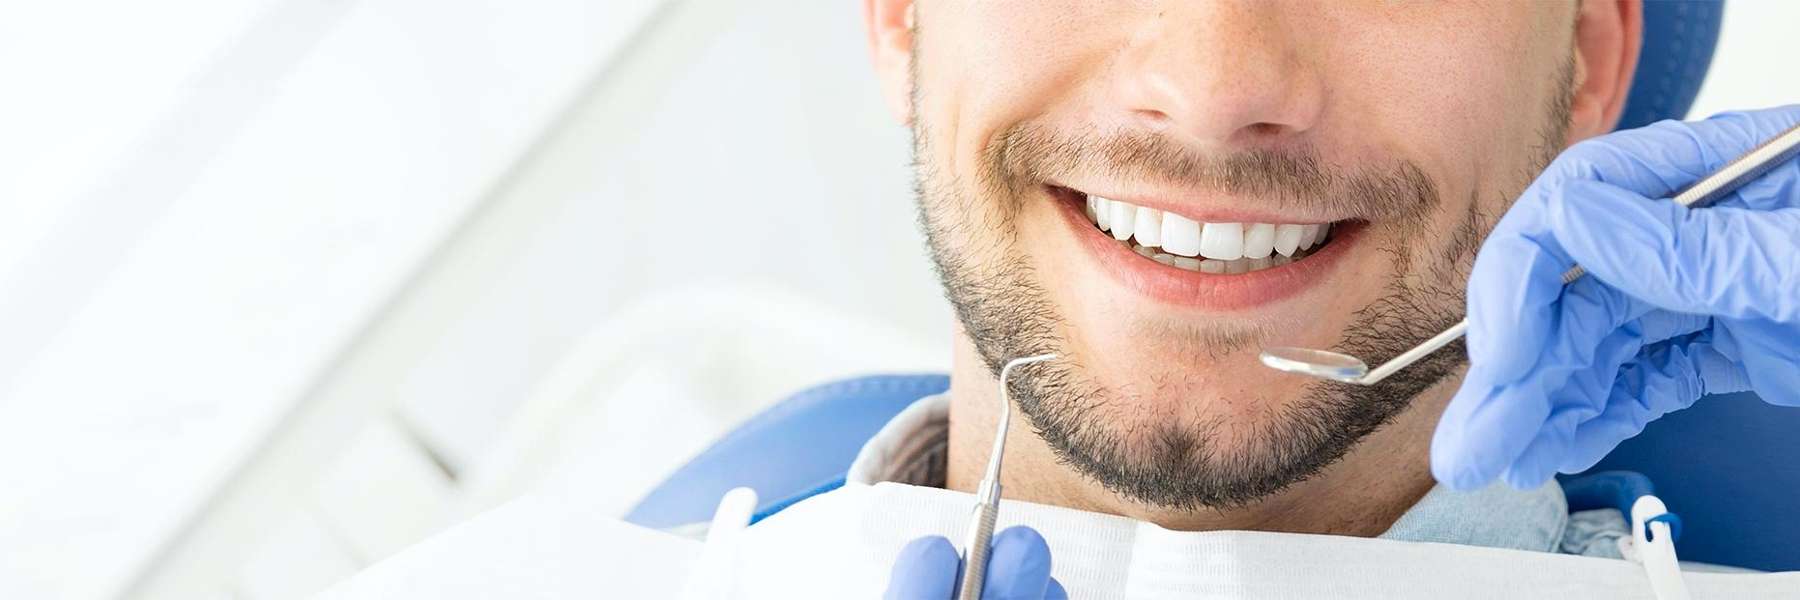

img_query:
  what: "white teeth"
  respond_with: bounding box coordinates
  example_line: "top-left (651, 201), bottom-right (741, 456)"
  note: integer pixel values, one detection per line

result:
top-left (1199, 222), bottom-right (1244, 260)
top-left (1109, 200), bottom-right (1135, 241)
top-left (1160, 212), bottom-right (1203, 257)
top-left (1132, 208), bottom-right (1162, 246)
top-left (1131, 242), bottom-right (1306, 274)
top-left (1297, 223), bottom-right (1321, 250)
top-left (1242, 223), bottom-right (1276, 259)
top-left (1273, 224), bottom-right (1305, 257)
top-left (1081, 195), bottom-right (1339, 274)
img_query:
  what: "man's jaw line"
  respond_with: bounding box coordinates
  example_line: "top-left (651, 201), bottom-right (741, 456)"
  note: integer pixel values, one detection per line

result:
top-left (941, 325), bottom-right (1450, 536)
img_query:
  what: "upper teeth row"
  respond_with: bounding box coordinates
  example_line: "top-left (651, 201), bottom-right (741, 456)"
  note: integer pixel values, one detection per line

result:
top-left (1084, 196), bottom-right (1330, 260)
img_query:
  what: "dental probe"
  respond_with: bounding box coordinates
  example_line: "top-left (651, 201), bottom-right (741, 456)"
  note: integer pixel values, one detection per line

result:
top-left (957, 353), bottom-right (1057, 600)
top-left (1260, 121), bottom-right (1800, 386)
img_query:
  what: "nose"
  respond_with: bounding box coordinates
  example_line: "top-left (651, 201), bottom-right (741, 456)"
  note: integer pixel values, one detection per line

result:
top-left (1108, 3), bottom-right (1324, 148)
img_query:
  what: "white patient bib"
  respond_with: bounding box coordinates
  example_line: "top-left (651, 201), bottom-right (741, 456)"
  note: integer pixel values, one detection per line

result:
top-left (724, 482), bottom-right (1798, 599)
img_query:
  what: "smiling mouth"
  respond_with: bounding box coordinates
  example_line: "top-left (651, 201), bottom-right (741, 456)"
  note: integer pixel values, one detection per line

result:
top-left (1054, 187), bottom-right (1345, 274)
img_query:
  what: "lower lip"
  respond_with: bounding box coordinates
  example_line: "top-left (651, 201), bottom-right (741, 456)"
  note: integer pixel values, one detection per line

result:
top-left (1054, 191), bottom-right (1361, 311)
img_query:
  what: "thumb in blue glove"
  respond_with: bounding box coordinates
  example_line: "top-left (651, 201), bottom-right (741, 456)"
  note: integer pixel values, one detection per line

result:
top-left (1433, 105), bottom-right (1800, 491)
top-left (884, 526), bottom-right (1068, 600)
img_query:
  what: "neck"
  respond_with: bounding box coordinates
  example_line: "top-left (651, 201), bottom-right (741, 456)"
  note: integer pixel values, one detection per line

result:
top-left (942, 335), bottom-right (1453, 536)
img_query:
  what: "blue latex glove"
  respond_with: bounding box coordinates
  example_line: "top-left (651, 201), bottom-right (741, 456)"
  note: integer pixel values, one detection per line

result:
top-left (883, 526), bottom-right (1068, 600)
top-left (1434, 105), bottom-right (1800, 491)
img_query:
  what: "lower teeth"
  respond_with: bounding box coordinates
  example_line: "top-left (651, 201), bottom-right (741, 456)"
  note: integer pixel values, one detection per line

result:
top-left (1130, 242), bottom-right (1317, 274)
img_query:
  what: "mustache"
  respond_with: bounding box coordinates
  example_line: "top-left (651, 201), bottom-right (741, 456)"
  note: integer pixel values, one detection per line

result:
top-left (981, 123), bottom-right (1440, 222)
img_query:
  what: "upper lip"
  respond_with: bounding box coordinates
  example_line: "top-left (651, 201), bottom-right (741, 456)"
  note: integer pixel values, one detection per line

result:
top-left (1051, 180), bottom-right (1351, 225)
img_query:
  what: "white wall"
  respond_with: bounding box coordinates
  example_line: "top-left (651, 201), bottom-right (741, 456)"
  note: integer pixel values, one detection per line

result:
top-left (1688, 2), bottom-right (1800, 117)
top-left (0, 0), bottom-right (674, 598)
top-left (380, 0), bottom-right (950, 473)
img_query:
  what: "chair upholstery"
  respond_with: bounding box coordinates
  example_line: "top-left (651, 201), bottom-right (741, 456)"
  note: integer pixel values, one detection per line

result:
top-left (1576, 391), bottom-right (1798, 572)
top-left (1617, 0), bottom-right (1724, 130)
top-left (623, 375), bottom-right (949, 529)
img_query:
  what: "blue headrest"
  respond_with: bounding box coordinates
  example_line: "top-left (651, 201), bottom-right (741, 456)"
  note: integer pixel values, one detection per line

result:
top-left (623, 374), bottom-right (951, 529)
top-left (1617, 1), bottom-right (1724, 130)
top-left (1576, 392), bottom-right (1800, 572)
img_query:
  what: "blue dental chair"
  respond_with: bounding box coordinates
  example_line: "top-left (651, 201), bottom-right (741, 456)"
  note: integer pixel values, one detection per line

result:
top-left (628, 2), bottom-right (1799, 573)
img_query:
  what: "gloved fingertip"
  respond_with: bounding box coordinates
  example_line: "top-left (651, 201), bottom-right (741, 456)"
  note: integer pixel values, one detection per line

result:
top-left (1556, 451), bottom-right (1610, 478)
top-left (1502, 462), bottom-right (1554, 491)
top-left (1430, 452), bottom-right (1494, 492)
top-left (884, 536), bottom-right (958, 600)
top-left (1429, 426), bottom-right (1496, 492)
top-left (984, 527), bottom-right (1052, 599)
top-left (1433, 380), bottom-right (1545, 491)
top-left (897, 535), bottom-right (957, 563)
top-left (994, 525), bottom-right (1049, 551)
top-left (1046, 578), bottom-right (1069, 600)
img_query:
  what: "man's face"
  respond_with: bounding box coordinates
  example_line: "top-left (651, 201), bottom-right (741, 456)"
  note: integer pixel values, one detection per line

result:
top-left (905, 2), bottom-right (1579, 508)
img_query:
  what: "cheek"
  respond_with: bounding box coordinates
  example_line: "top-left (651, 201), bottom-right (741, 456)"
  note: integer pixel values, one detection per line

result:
top-left (1306, 6), bottom-right (1557, 275)
top-left (918, 1), bottom-right (1137, 164)
top-left (1315, 5), bottom-right (1555, 184)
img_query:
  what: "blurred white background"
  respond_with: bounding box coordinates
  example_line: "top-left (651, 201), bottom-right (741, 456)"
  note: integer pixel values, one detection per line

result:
top-left (0, 1), bottom-right (1791, 598)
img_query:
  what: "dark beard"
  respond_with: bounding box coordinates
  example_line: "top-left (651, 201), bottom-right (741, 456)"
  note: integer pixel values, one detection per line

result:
top-left (919, 169), bottom-right (1469, 509)
top-left (911, 69), bottom-right (1572, 511)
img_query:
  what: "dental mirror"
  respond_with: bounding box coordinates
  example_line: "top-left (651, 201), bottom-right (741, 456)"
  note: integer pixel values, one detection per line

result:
top-left (1260, 320), bottom-right (1468, 386)
top-left (1259, 122), bottom-right (1800, 387)
top-left (1259, 346), bottom-right (1368, 383)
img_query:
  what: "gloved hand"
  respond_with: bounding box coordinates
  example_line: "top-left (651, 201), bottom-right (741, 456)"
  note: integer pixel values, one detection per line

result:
top-left (883, 526), bottom-right (1068, 600)
top-left (1433, 105), bottom-right (1800, 491)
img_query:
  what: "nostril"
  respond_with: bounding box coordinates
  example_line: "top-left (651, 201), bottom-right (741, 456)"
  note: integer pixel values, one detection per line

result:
top-left (1244, 122), bottom-right (1286, 137)
top-left (1132, 108), bottom-right (1173, 130)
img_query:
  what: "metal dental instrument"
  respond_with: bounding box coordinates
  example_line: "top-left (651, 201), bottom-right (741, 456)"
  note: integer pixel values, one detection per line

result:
top-left (1261, 122), bottom-right (1800, 386)
top-left (957, 353), bottom-right (1057, 600)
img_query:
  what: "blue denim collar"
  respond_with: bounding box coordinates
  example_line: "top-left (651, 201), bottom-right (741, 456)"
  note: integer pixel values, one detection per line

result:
top-left (847, 393), bottom-right (1567, 553)
top-left (1382, 479), bottom-right (1566, 552)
